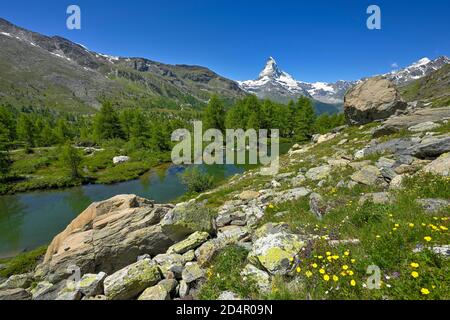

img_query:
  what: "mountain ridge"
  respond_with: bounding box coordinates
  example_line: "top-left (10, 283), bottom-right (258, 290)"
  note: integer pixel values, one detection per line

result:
top-left (239, 56), bottom-right (450, 105)
top-left (0, 17), bottom-right (245, 112)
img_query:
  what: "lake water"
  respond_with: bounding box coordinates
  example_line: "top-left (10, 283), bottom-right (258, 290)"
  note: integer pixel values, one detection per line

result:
top-left (0, 163), bottom-right (250, 259)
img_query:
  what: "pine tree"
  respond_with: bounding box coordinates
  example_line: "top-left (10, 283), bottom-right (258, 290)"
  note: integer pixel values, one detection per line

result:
top-left (0, 124), bottom-right (11, 177)
top-left (203, 95), bottom-right (225, 131)
top-left (293, 97), bottom-right (316, 141)
top-left (17, 114), bottom-right (35, 151)
top-left (93, 102), bottom-right (124, 141)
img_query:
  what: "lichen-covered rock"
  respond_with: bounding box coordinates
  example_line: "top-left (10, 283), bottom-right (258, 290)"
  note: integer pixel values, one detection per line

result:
top-left (0, 288), bottom-right (32, 300)
top-left (344, 77), bottom-right (407, 125)
top-left (239, 191), bottom-right (260, 201)
top-left (417, 199), bottom-right (450, 214)
top-left (76, 272), bottom-right (107, 297)
top-left (305, 165), bottom-right (332, 181)
top-left (253, 223), bottom-right (291, 240)
top-left (138, 284), bottom-right (170, 300)
top-left (153, 253), bottom-right (185, 277)
top-left (161, 201), bottom-right (214, 242)
top-left (351, 165), bottom-right (382, 186)
top-left (241, 264), bottom-right (271, 293)
top-left (248, 231), bottom-right (304, 275)
top-left (182, 262), bottom-right (205, 284)
top-left (167, 231), bottom-right (209, 254)
top-left (55, 288), bottom-right (82, 301)
top-left (104, 259), bottom-right (161, 300)
top-left (158, 279), bottom-right (178, 294)
top-left (359, 192), bottom-right (392, 205)
top-left (31, 281), bottom-right (55, 300)
top-left (273, 187), bottom-right (311, 204)
top-left (0, 273), bottom-right (33, 290)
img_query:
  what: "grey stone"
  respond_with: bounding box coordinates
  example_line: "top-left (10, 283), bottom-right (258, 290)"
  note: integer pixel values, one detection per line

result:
top-left (305, 165), bottom-right (332, 181)
top-left (103, 259), bottom-right (161, 300)
top-left (182, 263), bottom-right (205, 283)
top-left (138, 284), bottom-right (170, 300)
top-left (309, 193), bottom-right (328, 219)
top-left (0, 288), bottom-right (32, 300)
top-left (417, 199), bottom-right (450, 214)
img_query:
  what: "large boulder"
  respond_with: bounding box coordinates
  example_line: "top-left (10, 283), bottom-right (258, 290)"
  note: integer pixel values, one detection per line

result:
top-left (103, 259), bottom-right (161, 300)
top-left (344, 77), bottom-right (407, 125)
top-left (36, 195), bottom-right (174, 282)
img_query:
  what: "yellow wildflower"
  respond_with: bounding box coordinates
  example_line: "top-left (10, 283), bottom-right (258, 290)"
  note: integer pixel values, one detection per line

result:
top-left (332, 255), bottom-right (339, 260)
top-left (424, 236), bottom-right (432, 242)
top-left (408, 223), bottom-right (415, 228)
top-left (326, 252), bottom-right (331, 256)
top-left (410, 262), bottom-right (419, 268)
top-left (319, 269), bottom-right (326, 274)
top-left (311, 263), bottom-right (318, 269)
top-left (420, 288), bottom-right (430, 295)
top-left (347, 270), bottom-right (354, 276)
top-left (440, 226), bottom-right (448, 231)
top-left (296, 267), bottom-right (302, 273)
top-left (342, 265), bottom-right (349, 271)
top-left (332, 275), bottom-right (339, 282)
top-left (323, 275), bottom-right (330, 281)
top-left (350, 279), bottom-right (356, 286)
top-left (305, 271), bottom-right (313, 278)
top-left (411, 271), bottom-right (419, 278)
top-left (268, 204), bottom-right (274, 209)
top-left (344, 251), bottom-right (350, 256)
top-left (351, 259), bottom-right (356, 264)
top-left (318, 255), bottom-right (323, 260)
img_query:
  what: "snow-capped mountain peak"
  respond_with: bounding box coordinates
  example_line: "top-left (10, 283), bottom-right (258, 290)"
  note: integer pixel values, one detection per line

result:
top-left (258, 56), bottom-right (282, 79)
top-left (239, 57), bottom-right (355, 104)
top-left (386, 56), bottom-right (450, 84)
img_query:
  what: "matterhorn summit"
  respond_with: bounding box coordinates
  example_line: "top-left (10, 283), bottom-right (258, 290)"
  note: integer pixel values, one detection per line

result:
top-left (238, 57), bottom-right (354, 104)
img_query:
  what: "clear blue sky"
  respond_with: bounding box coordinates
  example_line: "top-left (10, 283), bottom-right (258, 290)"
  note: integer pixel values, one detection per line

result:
top-left (1, 0), bottom-right (449, 82)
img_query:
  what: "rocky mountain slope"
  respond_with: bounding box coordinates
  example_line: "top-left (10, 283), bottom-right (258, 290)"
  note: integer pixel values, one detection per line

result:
top-left (238, 56), bottom-right (450, 108)
top-left (0, 18), bottom-right (245, 112)
top-left (400, 63), bottom-right (450, 108)
top-left (1, 77), bottom-right (449, 301)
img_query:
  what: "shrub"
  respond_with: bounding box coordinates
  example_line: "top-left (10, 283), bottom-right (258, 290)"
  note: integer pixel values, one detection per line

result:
top-left (179, 167), bottom-right (214, 193)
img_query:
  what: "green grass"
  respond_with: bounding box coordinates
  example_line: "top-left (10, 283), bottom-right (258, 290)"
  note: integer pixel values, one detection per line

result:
top-left (0, 246), bottom-right (47, 278)
top-left (198, 246), bottom-right (259, 300)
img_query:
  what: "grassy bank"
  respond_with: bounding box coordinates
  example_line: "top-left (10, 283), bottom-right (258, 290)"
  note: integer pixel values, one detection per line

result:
top-left (0, 146), bottom-right (171, 195)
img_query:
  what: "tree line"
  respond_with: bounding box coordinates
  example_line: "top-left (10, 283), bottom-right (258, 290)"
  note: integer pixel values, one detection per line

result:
top-left (203, 95), bottom-right (345, 140)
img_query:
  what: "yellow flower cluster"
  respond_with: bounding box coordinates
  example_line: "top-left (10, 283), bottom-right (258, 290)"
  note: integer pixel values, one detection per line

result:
top-left (294, 249), bottom-right (358, 288)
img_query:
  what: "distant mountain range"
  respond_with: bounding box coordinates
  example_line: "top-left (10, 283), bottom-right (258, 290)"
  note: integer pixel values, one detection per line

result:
top-left (238, 56), bottom-right (450, 105)
top-left (0, 17), bottom-right (449, 115)
top-left (0, 18), bottom-right (245, 112)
